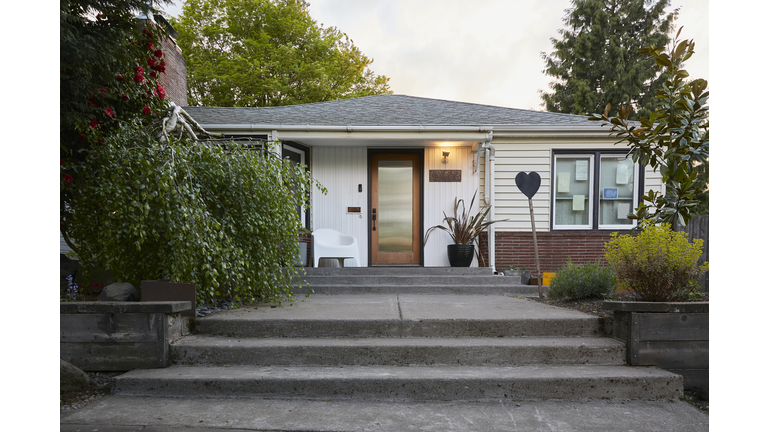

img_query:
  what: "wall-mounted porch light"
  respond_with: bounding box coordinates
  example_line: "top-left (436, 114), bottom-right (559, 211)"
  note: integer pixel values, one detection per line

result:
top-left (442, 150), bottom-right (451, 164)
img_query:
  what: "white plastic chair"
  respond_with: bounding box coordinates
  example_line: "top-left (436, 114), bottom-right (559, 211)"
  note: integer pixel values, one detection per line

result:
top-left (312, 229), bottom-right (361, 267)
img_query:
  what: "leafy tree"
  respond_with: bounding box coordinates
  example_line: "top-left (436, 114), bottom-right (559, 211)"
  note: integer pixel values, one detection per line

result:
top-left (61, 0), bottom-right (173, 250)
top-left (68, 120), bottom-right (325, 305)
top-left (171, 0), bottom-right (391, 107)
top-left (590, 29), bottom-right (709, 227)
top-left (540, 0), bottom-right (677, 120)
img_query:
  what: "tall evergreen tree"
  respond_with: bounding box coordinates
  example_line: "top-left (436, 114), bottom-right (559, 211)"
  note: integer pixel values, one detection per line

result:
top-left (540, 0), bottom-right (677, 120)
top-left (171, 0), bottom-right (391, 107)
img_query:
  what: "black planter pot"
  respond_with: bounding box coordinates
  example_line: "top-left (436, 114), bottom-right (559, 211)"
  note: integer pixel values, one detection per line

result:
top-left (447, 244), bottom-right (474, 267)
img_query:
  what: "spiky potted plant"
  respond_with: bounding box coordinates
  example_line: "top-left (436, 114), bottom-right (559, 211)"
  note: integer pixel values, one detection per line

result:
top-left (424, 191), bottom-right (503, 267)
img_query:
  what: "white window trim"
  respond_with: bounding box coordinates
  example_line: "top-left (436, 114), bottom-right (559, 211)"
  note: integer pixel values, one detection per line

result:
top-left (552, 154), bottom-right (594, 230)
top-left (598, 154), bottom-right (639, 230)
top-left (283, 144), bottom-right (308, 229)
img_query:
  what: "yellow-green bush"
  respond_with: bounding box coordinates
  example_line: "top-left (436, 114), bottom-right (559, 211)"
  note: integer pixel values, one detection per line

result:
top-left (603, 223), bottom-right (708, 302)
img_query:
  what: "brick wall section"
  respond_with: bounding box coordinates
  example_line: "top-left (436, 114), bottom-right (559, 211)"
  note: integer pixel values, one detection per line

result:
top-left (479, 231), bottom-right (634, 274)
top-left (158, 35), bottom-right (188, 107)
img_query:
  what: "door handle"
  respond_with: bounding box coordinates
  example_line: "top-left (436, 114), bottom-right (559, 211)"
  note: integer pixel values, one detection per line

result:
top-left (372, 208), bottom-right (377, 231)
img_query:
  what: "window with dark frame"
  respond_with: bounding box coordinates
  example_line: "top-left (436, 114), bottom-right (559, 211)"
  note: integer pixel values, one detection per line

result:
top-left (551, 150), bottom-right (641, 230)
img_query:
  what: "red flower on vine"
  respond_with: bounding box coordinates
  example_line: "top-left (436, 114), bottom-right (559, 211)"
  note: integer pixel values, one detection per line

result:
top-left (149, 42), bottom-right (155, 51)
top-left (121, 94), bottom-right (129, 101)
top-left (142, 106), bottom-right (151, 115)
top-left (150, 70), bottom-right (157, 78)
top-left (148, 58), bottom-right (156, 67)
top-left (134, 74), bottom-right (144, 84)
top-left (154, 49), bottom-right (163, 58)
top-left (154, 84), bottom-right (166, 100)
top-left (89, 120), bottom-right (99, 130)
top-left (63, 174), bottom-right (74, 183)
top-left (117, 75), bottom-right (124, 81)
top-left (136, 66), bottom-right (144, 74)
top-left (104, 107), bottom-right (115, 118)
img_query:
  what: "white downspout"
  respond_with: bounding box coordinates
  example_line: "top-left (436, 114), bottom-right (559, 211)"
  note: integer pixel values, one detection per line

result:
top-left (481, 132), bottom-right (496, 273)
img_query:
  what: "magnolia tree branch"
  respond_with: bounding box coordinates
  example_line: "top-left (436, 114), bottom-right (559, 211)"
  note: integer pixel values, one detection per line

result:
top-left (156, 102), bottom-right (224, 142)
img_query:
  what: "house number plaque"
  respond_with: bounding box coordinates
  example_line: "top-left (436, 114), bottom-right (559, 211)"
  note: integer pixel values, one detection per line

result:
top-left (429, 170), bottom-right (461, 182)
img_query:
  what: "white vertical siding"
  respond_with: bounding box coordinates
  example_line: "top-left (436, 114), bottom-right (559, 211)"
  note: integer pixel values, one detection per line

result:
top-left (423, 147), bottom-right (479, 267)
top-left (311, 147), bottom-right (368, 267)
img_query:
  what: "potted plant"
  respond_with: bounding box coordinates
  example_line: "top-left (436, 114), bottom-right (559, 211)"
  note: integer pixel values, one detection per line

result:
top-left (519, 267), bottom-right (532, 285)
top-left (602, 222), bottom-right (709, 398)
top-left (504, 265), bottom-right (520, 277)
top-left (424, 191), bottom-right (503, 267)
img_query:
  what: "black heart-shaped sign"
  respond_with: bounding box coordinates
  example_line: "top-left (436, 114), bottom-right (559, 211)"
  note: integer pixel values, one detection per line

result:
top-left (515, 172), bottom-right (541, 199)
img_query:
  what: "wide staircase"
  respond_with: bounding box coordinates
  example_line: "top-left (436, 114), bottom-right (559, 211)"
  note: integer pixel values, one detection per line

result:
top-left (113, 267), bottom-right (683, 404)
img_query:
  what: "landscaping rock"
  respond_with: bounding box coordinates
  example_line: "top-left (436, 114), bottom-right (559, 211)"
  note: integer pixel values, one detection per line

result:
top-left (60, 359), bottom-right (89, 391)
top-left (97, 283), bottom-right (139, 302)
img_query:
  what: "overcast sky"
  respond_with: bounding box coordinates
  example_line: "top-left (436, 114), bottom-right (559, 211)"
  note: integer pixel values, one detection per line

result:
top-left (160, 0), bottom-right (709, 111)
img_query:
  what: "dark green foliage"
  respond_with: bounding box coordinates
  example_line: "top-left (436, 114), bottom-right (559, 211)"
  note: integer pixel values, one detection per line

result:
top-left (170, 0), bottom-right (391, 107)
top-left (590, 30), bottom-right (709, 227)
top-left (68, 121), bottom-right (325, 305)
top-left (547, 258), bottom-right (616, 300)
top-left (604, 223), bottom-right (708, 302)
top-left (540, 0), bottom-right (677, 120)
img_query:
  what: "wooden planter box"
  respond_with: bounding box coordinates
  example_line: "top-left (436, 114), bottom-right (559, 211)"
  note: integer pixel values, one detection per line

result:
top-left (60, 301), bottom-right (191, 371)
top-left (604, 301), bottom-right (709, 398)
top-left (141, 280), bottom-right (196, 318)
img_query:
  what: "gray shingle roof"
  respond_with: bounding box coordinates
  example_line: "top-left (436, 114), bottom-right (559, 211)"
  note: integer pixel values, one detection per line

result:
top-left (183, 94), bottom-right (596, 127)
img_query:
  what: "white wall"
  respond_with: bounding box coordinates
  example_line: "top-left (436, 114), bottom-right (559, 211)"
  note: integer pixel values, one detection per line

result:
top-left (423, 146), bottom-right (480, 266)
top-left (311, 147), bottom-right (368, 267)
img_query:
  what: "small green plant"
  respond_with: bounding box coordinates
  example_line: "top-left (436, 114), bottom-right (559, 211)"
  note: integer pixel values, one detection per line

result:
top-left (603, 222), bottom-right (708, 302)
top-left (547, 258), bottom-right (616, 300)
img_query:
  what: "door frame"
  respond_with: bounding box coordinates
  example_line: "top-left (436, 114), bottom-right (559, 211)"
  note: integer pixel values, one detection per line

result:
top-left (367, 148), bottom-right (424, 266)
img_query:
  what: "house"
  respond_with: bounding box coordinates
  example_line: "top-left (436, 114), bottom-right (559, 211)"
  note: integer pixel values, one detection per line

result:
top-left (183, 94), bottom-right (661, 272)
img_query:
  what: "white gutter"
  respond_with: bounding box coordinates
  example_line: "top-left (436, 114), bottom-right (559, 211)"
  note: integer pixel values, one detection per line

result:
top-left (198, 124), bottom-right (497, 133)
top-left (480, 132), bottom-right (496, 273)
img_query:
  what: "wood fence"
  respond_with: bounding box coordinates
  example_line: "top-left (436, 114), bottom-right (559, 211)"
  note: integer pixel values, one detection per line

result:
top-left (674, 216), bottom-right (709, 292)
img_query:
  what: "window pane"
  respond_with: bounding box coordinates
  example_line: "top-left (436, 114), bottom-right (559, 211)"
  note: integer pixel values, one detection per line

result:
top-left (554, 157), bottom-right (591, 227)
top-left (378, 161), bottom-right (413, 252)
top-left (599, 156), bottom-right (635, 226)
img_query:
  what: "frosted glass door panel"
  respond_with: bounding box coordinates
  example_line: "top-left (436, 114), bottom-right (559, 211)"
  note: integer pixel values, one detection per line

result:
top-left (378, 161), bottom-right (413, 253)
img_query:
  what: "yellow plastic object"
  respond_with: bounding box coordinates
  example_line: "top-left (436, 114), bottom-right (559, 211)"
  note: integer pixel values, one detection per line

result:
top-left (542, 272), bottom-right (556, 286)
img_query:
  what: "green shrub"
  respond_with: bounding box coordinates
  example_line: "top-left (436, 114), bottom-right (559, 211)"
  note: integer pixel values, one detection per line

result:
top-left (547, 258), bottom-right (616, 300)
top-left (68, 122), bottom-right (326, 306)
top-left (603, 223), bottom-right (708, 302)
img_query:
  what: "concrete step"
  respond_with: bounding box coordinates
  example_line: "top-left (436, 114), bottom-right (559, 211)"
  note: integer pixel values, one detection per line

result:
top-left (113, 364), bottom-right (683, 401)
top-left (171, 335), bottom-right (625, 366)
top-left (301, 267), bottom-right (495, 276)
top-left (60, 396), bottom-right (709, 432)
top-left (295, 274), bottom-right (522, 286)
top-left (194, 295), bottom-right (601, 338)
top-left (293, 283), bottom-right (539, 295)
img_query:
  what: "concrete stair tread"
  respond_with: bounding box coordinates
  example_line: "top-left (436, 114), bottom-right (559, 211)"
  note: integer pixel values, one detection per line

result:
top-left (171, 335), bottom-right (625, 366)
top-left (174, 334), bottom-right (623, 348)
top-left (60, 396), bottom-right (709, 432)
top-left (118, 364), bottom-right (677, 380)
top-left (114, 364), bottom-right (682, 401)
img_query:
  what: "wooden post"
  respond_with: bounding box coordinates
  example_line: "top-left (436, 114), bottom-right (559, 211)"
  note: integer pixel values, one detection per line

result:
top-left (528, 198), bottom-right (543, 298)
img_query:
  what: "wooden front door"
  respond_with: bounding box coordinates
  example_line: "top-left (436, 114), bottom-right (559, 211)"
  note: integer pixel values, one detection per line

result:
top-left (370, 153), bottom-right (422, 265)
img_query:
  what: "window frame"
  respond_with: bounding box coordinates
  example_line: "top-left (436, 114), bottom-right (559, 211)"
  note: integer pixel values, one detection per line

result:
top-left (550, 149), bottom-right (644, 231)
top-left (282, 141), bottom-right (311, 229)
